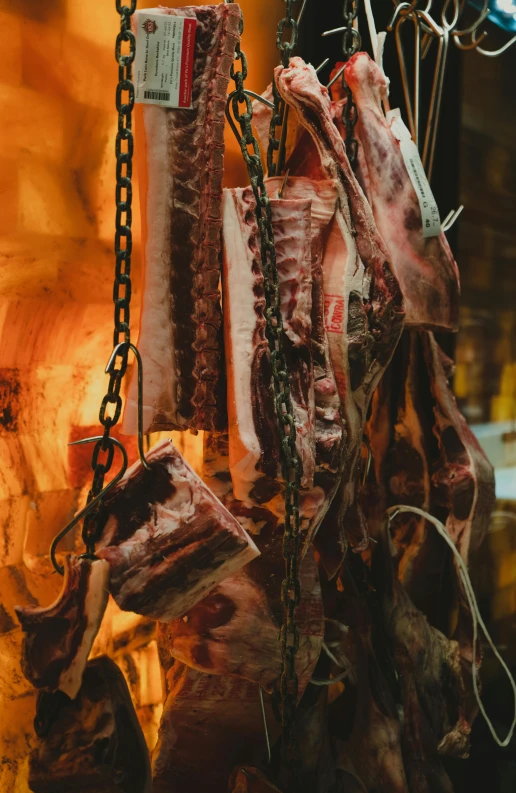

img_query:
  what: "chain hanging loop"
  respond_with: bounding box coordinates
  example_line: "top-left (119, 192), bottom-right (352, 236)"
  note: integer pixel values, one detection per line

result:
top-left (82, 0), bottom-right (137, 556)
top-left (268, 0), bottom-right (300, 176)
top-left (225, 3), bottom-right (303, 775)
top-left (341, 0), bottom-right (361, 167)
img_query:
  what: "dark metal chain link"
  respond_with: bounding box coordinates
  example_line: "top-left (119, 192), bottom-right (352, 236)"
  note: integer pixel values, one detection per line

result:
top-left (226, 4), bottom-right (302, 770)
top-left (268, 0), bottom-right (299, 176)
top-left (341, 0), bottom-right (361, 166)
top-left (82, 0), bottom-right (136, 555)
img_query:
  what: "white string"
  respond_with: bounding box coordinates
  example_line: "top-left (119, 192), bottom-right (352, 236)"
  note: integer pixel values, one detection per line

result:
top-left (388, 504), bottom-right (516, 748)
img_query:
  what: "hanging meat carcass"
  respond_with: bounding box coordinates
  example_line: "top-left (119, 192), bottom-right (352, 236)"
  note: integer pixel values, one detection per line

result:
top-left (28, 656), bottom-right (152, 793)
top-left (270, 57), bottom-right (404, 571)
top-left (339, 52), bottom-right (460, 332)
top-left (95, 438), bottom-right (259, 621)
top-left (15, 556), bottom-right (109, 699)
top-left (123, 3), bottom-right (242, 434)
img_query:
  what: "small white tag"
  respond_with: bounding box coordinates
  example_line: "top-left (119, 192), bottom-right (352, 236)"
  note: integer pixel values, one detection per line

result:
top-left (386, 109), bottom-right (441, 238)
top-left (134, 11), bottom-right (196, 109)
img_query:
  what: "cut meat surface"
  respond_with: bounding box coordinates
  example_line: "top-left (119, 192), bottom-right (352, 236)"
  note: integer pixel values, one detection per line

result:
top-left (222, 186), bottom-right (315, 500)
top-left (96, 438), bottom-right (259, 621)
top-left (266, 176), bottom-right (344, 475)
top-left (343, 53), bottom-right (460, 331)
top-left (28, 656), bottom-right (152, 793)
top-left (152, 662), bottom-right (279, 793)
top-left (157, 543), bottom-right (324, 697)
top-left (15, 556), bottom-right (109, 699)
top-left (275, 57), bottom-right (404, 570)
top-left (124, 4), bottom-right (242, 434)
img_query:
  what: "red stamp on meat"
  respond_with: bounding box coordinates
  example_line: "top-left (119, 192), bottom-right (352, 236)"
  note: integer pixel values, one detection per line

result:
top-left (324, 294), bottom-right (345, 334)
top-left (142, 19), bottom-right (158, 34)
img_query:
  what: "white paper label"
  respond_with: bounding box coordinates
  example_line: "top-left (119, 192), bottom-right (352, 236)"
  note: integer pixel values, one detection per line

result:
top-left (134, 12), bottom-right (196, 109)
top-left (386, 108), bottom-right (441, 238)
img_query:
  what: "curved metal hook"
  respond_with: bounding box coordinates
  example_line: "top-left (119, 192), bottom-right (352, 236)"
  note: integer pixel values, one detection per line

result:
top-left (361, 436), bottom-right (373, 487)
top-left (387, 1), bottom-right (414, 32)
top-left (474, 31), bottom-right (516, 57)
top-left (50, 436), bottom-right (128, 575)
top-left (107, 342), bottom-right (151, 470)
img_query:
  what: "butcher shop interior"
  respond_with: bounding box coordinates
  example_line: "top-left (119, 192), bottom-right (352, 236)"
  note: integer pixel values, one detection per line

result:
top-left (2, 0), bottom-right (516, 791)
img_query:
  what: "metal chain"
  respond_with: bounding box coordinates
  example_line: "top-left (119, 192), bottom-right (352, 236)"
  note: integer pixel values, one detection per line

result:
top-left (82, 0), bottom-right (136, 555)
top-left (267, 0), bottom-right (299, 176)
top-left (341, 0), bottom-right (361, 166)
top-left (226, 3), bottom-right (302, 770)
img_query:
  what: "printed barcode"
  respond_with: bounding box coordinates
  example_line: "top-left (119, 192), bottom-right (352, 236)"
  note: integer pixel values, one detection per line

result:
top-left (144, 89), bottom-right (170, 101)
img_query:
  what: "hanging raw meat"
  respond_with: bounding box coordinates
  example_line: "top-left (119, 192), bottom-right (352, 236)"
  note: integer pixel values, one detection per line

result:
top-left (95, 438), bottom-right (259, 621)
top-left (15, 556), bottom-right (109, 699)
top-left (123, 3), bottom-right (242, 434)
top-left (152, 661), bottom-right (279, 793)
top-left (265, 176), bottom-right (344, 476)
top-left (157, 542), bottom-right (324, 697)
top-left (341, 52), bottom-right (460, 331)
top-left (274, 57), bottom-right (404, 571)
top-left (28, 656), bottom-right (152, 793)
top-left (222, 187), bottom-right (315, 501)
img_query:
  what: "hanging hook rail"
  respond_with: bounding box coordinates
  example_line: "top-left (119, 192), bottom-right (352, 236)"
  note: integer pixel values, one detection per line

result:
top-left (50, 437), bottom-right (128, 576)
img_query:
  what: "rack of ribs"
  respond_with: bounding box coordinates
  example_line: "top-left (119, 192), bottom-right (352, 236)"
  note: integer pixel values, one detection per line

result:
top-left (123, 3), bottom-right (242, 434)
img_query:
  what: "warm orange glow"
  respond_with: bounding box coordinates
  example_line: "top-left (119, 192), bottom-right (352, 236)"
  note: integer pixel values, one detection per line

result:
top-left (0, 2), bottom-right (279, 790)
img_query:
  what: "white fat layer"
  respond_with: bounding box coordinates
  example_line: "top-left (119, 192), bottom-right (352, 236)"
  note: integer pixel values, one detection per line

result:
top-left (123, 106), bottom-right (177, 434)
top-left (222, 190), bottom-right (263, 501)
top-left (58, 559), bottom-right (110, 699)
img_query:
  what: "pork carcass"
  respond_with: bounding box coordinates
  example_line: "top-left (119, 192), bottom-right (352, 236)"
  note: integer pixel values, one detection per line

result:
top-left (95, 438), bottom-right (259, 621)
top-left (222, 186), bottom-right (315, 500)
top-left (124, 3), bottom-right (242, 434)
top-left (157, 542), bottom-right (324, 698)
top-left (274, 57), bottom-right (404, 571)
top-left (15, 556), bottom-right (109, 699)
top-left (342, 52), bottom-right (460, 331)
top-left (29, 656), bottom-right (152, 793)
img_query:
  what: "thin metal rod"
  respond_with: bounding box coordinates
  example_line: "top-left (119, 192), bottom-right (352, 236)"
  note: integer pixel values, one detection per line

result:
top-left (326, 63), bottom-right (346, 90)
top-left (107, 343), bottom-right (151, 470)
top-left (422, 32), bottom-right (444, 169)
top-left (276, 104), bottom-right (290, 175)
top-left (50, 437), bottom-right (128, 575)
top-left (413, 12), bottom-right (421, 150)
top-left (244, 90), bottom-right (275, 109)
top-left (278, 169), bottom-right (290, 199)
top-left (321, 25), bottom-right (347, 38)
top-left (442, 204), bottom-right (464, 231)
top-left (394, 15), bottom-right (415, 140)
top-left (427, 29), bottom-right (449, 181)
top-left (315, 57), bottom-right (330, 74)
top-left (259, 686), bottom-right (272, 764)
top-left (296, 0), bottom-right (309, 26)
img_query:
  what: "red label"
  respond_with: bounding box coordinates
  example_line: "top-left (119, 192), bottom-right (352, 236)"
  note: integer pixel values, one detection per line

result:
top-left (179, 18), bottom-right (196, 108)
top-left (324, 294), bottom-right (345, 334)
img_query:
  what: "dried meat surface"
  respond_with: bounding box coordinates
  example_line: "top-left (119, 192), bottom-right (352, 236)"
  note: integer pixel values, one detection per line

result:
top-left (96, 438), bottom-right (259, 621)
top-left (342, 53), bottom-right (460, 331)
top-left (15, 556), bottom-right (109, 699)
top-left (124, 4), bottom-right (242, 434)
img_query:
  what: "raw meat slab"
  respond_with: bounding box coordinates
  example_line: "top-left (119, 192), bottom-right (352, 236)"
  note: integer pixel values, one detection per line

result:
top-left (124, 4), bottom-right (242, 434)
top-left (96, 438), bottom-right (259, 621)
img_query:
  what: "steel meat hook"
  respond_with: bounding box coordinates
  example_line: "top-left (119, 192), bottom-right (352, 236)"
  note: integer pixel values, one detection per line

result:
top-left (50, 436), bottom-right (128, 575)
top-left (106, 342), bottom-right (151, 471)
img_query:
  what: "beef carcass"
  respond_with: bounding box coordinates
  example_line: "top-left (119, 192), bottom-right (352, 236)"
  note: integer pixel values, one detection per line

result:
top-left (123, 4), bottom-right (242, 434)
top-left (342, 53), bottom-right (460, 331)
top-left (15, 556), bottom-right (109, 699)
top-left (274, 57), bottom-right (404, 571)
top-left (95, 438), bottom-right (259, 621)
top-left (157, 542), bottom-right (324, 698)
top-left (222, 186), bottom-right (315, 500)
top-left (28, 656), bottom-right (152, 793)
top-left (152, 662), bottom-right (279, 793)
